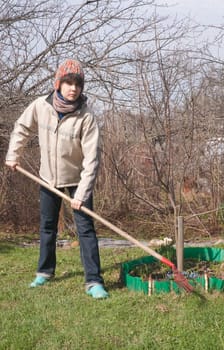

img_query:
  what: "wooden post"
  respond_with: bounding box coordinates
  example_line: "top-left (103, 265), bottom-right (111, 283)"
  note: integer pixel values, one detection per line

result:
top-left (177, 216), bottom-right (184, 272)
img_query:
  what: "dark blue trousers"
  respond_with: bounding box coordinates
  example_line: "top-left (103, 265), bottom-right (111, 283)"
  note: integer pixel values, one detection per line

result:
top-left (37, 186), bottom-right (104, 285)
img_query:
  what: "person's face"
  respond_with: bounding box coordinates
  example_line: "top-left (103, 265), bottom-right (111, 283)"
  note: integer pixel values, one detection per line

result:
top-left (60, 81), bottom-right (82, 102)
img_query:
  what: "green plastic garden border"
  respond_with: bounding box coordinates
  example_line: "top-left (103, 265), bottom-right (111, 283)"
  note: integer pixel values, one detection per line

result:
top-left (121, 247), bottom-right (224, 294)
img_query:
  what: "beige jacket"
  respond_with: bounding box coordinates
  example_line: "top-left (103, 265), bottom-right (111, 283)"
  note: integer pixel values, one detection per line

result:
top-left (6, 94), bottom-right (100, 202)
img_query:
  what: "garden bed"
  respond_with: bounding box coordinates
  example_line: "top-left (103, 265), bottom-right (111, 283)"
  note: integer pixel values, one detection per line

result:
top-left (121, 247), bottom-right (224, 295)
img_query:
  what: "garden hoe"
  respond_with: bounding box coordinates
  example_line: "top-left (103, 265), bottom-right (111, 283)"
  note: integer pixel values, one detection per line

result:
top-left (16, 165), bottom-right (194, 293)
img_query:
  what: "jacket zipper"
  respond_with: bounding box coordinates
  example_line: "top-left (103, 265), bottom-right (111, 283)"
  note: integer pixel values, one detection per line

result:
top-left (53, 111), bottom-right (80, 186)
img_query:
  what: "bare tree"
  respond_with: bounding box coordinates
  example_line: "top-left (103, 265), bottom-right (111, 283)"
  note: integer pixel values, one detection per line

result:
top-left (0, 0), bottom-right (164, 230)
top-left (100, 15), bottom-right (224, 238)
top-left (2, 0), bottom-right (224, 239)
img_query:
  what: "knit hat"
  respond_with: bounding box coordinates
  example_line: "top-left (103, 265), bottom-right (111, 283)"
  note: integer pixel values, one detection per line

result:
top-left (54, 59), bottom-right (84, 90)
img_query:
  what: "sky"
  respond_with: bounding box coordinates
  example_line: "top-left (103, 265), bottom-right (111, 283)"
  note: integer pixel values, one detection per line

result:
top-left (157, 0), bottom-right (224, 26)
top-left (155, 0), bottom-right (224, 57)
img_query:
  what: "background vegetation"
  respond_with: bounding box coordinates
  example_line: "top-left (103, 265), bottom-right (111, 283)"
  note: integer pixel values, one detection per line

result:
top-left (1, 0), bottom-right (224, 241)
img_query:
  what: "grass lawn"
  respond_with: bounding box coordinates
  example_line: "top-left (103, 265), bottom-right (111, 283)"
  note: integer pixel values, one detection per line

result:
top-left (1, 239), bottom-right (224, 350)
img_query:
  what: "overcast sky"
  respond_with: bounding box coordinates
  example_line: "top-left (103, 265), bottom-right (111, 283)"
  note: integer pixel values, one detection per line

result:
top-left (157, 0), bottom-right (224, 25)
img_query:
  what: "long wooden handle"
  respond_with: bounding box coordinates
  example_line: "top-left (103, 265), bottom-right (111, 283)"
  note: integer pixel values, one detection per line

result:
top-left (16, 165), bottom-right (174, 268)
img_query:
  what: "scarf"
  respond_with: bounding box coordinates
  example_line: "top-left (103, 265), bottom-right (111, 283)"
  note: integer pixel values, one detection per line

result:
top-left (53, 91), bottom-right (86, 114)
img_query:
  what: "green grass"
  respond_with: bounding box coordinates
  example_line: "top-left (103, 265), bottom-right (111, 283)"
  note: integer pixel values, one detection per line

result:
top-left (1, 240), bottom-right (224, 350)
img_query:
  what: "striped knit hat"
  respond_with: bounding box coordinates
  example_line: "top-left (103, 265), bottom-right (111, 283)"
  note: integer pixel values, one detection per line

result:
top-left (54, 59), bottom-right (84, 90)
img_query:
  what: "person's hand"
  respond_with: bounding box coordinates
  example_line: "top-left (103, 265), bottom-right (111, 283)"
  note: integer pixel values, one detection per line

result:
top-left (5, 160), bottom-right (19, 171)
top-left (70, 198), bottom-right (83, 210)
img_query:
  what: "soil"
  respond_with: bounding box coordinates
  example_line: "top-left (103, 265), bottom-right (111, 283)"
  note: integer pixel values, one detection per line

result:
top-left (129, 259), bottom-right (224, 281)
top-left (129, 246), bottom-right (224, 281)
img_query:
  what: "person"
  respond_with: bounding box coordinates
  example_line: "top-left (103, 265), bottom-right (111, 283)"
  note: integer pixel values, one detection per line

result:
top-left (5, 59), bottom-right (108, 299)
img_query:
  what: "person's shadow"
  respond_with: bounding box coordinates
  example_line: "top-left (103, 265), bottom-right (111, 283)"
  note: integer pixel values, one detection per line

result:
top-left (51, 261), bottom-right (125, 291)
